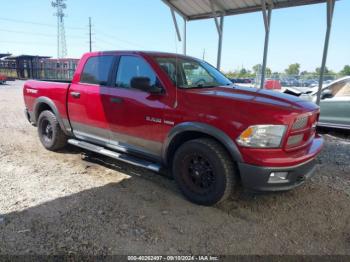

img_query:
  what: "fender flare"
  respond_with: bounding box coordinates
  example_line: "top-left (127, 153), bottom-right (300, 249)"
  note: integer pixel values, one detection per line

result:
top-left (162, 122), bottom-right (243, 165)
top-left (33, 97), bottom-right (71, 135)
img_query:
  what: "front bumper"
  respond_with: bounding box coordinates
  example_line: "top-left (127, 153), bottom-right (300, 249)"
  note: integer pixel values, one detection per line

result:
top-left (238, 158), bottom-right (317, 191)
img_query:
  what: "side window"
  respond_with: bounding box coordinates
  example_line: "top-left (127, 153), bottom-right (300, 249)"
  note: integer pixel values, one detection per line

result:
top-left (158, 61), bottom-right (176, 83)
top-left (80, 56), bottom-right (114, 85)
top-left (116, 56), bottom-right (158, 90)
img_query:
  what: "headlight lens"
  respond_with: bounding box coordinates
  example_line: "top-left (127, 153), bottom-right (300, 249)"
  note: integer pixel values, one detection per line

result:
top-left (236, 125), bottom-right (287, 148)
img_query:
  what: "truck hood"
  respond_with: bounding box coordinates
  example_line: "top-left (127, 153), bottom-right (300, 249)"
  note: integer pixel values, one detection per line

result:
top-left (187, 85), bottom-right (318, 111)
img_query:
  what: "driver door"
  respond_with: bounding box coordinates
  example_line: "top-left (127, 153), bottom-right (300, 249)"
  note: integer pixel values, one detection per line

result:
top-left (104, 55), bottom-right (167, 160)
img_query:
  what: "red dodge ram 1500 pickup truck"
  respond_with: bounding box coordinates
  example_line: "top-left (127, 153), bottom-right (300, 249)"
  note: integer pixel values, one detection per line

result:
top-left (23, 51), bottom-right (323, 205)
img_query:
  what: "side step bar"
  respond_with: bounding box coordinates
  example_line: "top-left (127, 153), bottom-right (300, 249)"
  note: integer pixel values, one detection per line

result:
top-left (68, 139), bottom-right (161, 172)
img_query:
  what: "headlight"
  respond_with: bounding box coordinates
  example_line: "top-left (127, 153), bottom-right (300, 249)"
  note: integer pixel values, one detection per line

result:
top-left (236, 125), bottom-right (287, 148)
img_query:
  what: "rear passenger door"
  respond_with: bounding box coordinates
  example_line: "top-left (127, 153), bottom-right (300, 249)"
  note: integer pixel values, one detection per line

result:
top-left (105, 55), bottom-right (167, 160)
top-left (68, 55), bottom-right (115, 145)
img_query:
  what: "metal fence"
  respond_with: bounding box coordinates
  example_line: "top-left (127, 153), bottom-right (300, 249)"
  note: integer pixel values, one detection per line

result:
top-left (0, 66), bottom-right (75, 81)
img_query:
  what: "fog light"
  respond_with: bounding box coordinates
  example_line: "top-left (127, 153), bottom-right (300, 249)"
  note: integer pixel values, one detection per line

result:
top-left (268, 172), bottom-right (289, 184)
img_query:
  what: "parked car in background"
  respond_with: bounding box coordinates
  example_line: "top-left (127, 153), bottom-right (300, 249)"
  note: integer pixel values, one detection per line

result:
top-left (280, 78), bottom-right (299, 87)
top-left (285, 76), bottom-right (350, 130)
top-left (264, 79), bottom-right (282, 90)
top-left (229, 78), bottom-right (253, 84)
top-left (0, 74), bottom-right (7, 84)
top-left (314, 77), bottom-right (350, 130)
top-left (300, 79), bottom-right (318, 87)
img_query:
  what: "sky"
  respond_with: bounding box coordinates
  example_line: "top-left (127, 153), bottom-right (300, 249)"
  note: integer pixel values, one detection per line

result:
top-left (0, 0), bottom-right (349, 73)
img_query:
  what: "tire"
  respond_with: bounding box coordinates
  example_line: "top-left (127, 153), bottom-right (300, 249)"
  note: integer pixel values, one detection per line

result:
top-left (37, 110), bottom-right (67, 151)
top-left (172, 138), bottom-right (237, 206)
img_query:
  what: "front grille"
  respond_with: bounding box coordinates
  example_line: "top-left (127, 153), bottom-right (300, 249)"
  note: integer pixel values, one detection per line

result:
top-left (292, 116), bottom-right (308, 130)
top-left (286, 112), bottom-right (319, 149)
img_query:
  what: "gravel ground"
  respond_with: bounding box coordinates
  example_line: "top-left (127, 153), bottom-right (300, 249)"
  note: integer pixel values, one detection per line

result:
top-left (0, 80), bottom-right (349, 255)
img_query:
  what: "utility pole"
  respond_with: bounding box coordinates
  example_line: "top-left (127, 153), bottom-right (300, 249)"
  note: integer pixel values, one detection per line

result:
top-left (52, 0), bottom-right (67, 58)
top-left (202, 49), bottom-right (205, 60)
top-left (89, 17), bottom-right (92, 52)
top-left (54, 6), bottom-right (60, 60)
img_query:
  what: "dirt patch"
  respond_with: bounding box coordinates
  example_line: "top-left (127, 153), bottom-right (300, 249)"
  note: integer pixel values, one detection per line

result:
top-left (0, 81), bottom-right (349, 255)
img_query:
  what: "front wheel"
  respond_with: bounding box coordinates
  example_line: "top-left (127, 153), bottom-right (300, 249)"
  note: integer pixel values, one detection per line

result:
top-left (37, 110), bottom-right (67, 151)
top-left (172, 138), bottom-right (237, 205)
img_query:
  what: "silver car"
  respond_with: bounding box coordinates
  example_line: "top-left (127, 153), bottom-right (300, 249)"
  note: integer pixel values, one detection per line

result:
top-left (299, 77), bottom-right (350, 130)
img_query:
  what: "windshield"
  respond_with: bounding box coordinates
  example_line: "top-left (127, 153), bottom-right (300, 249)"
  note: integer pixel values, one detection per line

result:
top-left (154, 56), bottom-right (232, 89)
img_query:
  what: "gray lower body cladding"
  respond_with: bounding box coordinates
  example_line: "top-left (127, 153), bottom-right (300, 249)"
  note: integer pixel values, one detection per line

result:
top-left (238, 159), bottom-right (317, 191)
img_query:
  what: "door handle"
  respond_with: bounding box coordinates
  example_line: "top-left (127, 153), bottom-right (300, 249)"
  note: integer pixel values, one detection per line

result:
top-left (110, 97), bottom-right (123, 104)
top-left (70, 91), bottom-right (80, 98)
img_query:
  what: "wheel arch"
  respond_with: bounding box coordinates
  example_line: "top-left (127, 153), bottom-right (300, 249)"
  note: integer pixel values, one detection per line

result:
top-left (162, 122), bottom-right (243, 167)
top-left (33, 97), bottom-right (70, 135)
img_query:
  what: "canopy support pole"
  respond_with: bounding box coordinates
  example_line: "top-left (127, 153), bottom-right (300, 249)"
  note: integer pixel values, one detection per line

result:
top-left (210, 0), bottom-right (224, 70)
top-left (171, 8), bottom-right (182, 42)
top-left (216, 16), bottom-right (224, 70)
top-left (316, 0), bottom-right (335, 105)
top-left (260, 0), bottom-right (272, 89)
top-left (183, 18), bottom-right (187, 55)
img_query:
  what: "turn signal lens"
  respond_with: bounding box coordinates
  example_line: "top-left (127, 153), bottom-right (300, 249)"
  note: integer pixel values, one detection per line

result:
top-left (287, 134), bottom-right (304, 147)
top-left (239, 127), bottom-right (254, 140)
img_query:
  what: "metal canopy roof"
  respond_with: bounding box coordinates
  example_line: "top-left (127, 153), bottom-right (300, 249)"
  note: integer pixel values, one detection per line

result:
top-left (162, 0), bottom-right (337, 105)
top-left (0, 53), bottom-right (11, 59)
top-left (163, 0), bottom-right (328, 20)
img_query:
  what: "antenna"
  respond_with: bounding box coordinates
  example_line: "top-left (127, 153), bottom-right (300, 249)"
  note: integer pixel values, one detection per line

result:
top-left (174, 28), bottom-right (179, 108)
top-left (89, 17), bottom-right (92, 52)
top-left (52, 0), bottom-right (67, 58)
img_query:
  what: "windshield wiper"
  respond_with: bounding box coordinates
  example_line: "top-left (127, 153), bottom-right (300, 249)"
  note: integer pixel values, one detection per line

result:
top-left (178, 83), bottom-right (224, 89)
top-left (195, 84), bottom-right (215, 88)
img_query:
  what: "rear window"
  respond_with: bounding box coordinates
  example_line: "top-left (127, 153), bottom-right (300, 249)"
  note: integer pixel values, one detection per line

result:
top-left (80, 56), bottom-right (114, 85)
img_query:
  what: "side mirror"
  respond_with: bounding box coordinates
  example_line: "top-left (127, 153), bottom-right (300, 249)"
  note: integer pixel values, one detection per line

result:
top-left (130, 77), bottom-right (151, 91)
top-left (130, 77), bottom-right (163, 94)
top-left (148, 85), bottom-right (164, 94)
top-left (321, 89), bottom-right (333, 100)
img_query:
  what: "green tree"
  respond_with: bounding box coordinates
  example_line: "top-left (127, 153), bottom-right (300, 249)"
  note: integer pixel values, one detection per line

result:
top-left (315, 66), bottom-right (329, 75)
top-left (315, 67), bottom-right (336, 80)
top-left (300, 70), bottom-right (314, 80)
top-left (252, 64), bottom-right (271, 77)
top-left (252, 64), bottom-right (261, 74)
top-left (265, 67), bottom-right (272, 77)
top-left (225, 71), bottom-right (236, 78)
top-left (271, 72), bottom-right (279, 79)
top-left (239, 68), bottom-right (247, 76)
top-left (340, 65), bottom-right (350, 76)
top-left (285, 63), bottom-right (300, 76)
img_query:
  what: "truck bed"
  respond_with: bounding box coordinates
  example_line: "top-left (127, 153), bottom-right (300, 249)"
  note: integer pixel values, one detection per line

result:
top-left (33, 79), bottom-right (71, 84)
top-left (23, 79), bottom-right (71, 125)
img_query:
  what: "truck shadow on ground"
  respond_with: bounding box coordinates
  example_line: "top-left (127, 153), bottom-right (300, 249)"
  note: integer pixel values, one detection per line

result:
top-left (76, 146), bottom-right (301, 210)
top-left (79, 150), bottom-right (269, 203)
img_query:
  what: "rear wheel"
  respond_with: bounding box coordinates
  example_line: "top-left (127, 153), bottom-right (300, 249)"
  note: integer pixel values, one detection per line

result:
top-left (38, 110), bottom-right (67, 151)
top-left (172, 138), bottom-right (237, 205)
